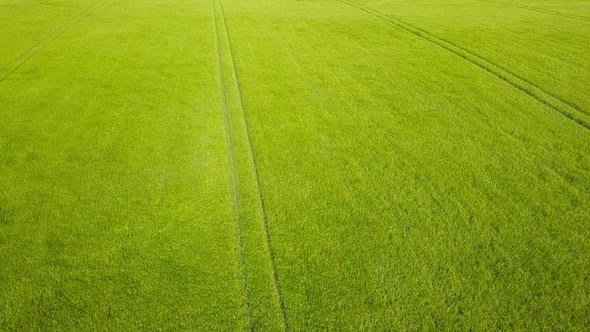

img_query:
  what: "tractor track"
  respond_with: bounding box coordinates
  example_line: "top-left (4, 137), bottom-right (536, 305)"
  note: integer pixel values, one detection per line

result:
top-left (338, 0), bottom-right (590, 132)
top-left (217, 0), bottom-right (290, 329)
top-left (212, 1), bottom-right (252, 329)
top-left (0, 1), bottom-right (107, 83)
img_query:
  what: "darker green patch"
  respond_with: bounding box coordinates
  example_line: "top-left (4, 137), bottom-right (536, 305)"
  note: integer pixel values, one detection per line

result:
top-left (0, 207), bottom-right (10, 226)
top-left (46, 238), bottom-right (65, 254)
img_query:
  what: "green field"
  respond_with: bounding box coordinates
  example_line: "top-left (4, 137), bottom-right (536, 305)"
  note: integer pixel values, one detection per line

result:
top-left (1, 0), bottom-right (589, 330)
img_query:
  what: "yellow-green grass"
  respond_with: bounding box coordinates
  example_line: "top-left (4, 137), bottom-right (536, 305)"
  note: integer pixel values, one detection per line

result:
top-left (1, 0), bottom-right (247, 329)
top-left (1, 0), bottom-right (589, 330)
top-left (361, 0), bottom-right (590, 112)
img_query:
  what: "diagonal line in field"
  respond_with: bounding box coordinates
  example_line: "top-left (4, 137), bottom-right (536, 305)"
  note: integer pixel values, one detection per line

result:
top-left (212, 0), bottom-right (252, 329)
top-left (338, 0), bottom-right (590, 132)
top-left (217, 0), bottom-right (290, 330)
top-left (479, 0), bottom-right (590, 23)
top-left (0, 1), bottom-right (107, 83)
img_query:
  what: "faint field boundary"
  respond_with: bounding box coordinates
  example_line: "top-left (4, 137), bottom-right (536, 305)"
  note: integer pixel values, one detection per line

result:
top-left (480, 0), bottom-right (590, 23)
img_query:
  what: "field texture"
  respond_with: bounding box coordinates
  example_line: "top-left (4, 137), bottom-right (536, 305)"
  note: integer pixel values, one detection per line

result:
top-left (1, 0), bottom-right (589, 330)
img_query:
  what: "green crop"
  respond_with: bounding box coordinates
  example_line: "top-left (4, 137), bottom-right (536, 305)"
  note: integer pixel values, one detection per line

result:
top-left (1, 0), bottom-right (589, 330)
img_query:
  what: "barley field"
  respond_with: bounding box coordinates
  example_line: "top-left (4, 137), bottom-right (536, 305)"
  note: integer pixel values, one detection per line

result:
top-left (1, 0), bottom-right (589, 330)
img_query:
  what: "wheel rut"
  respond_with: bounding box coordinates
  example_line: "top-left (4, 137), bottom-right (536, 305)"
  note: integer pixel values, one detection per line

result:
top-left (213, 0), bottom-right (290, 330)
top-left (0, 1), bottom-right (107, 83)
top-left (339, 0), bottom-right (590, 132)
top-left (212, 1), bottom-right (252, 329)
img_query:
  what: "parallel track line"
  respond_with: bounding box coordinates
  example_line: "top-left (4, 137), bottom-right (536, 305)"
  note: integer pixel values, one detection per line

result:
top-left (339, 0), bottom-right (590, 131)
top-left (217, 0), bottom-right (290, 329)
top-left (212, 1), bottom-right (252, 329)
top-left (0, 1), bottom-right (107, 83)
